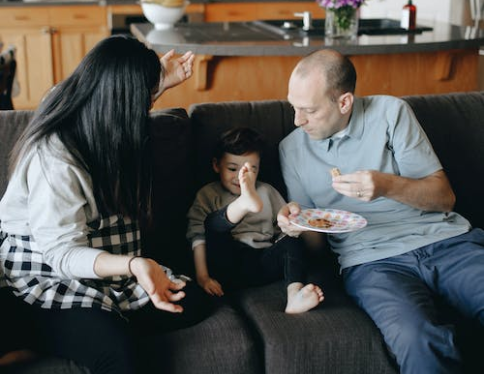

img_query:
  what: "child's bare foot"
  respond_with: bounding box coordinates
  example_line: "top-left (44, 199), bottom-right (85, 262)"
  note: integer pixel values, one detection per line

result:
top-left (285, 283), bottom-right (324, 314)
top-left (238, 162), bottom-right (263, 213)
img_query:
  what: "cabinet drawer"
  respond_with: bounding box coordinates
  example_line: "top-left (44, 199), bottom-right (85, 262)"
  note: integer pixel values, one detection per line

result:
top-left (205, 2), bottom-right (324, 22)
top-left (259, 3), bottom-right (324, 20)
top-left (49, 6), bottom-right (107, 27)
top-left (0, 7), bottom-right (50, 27)
top-left (205, 3), bottom-right (260, 22)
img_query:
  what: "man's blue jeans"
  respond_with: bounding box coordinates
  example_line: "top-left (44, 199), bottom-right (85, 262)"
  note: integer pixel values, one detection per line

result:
top-left (342, 229), bottom-right (484, 374)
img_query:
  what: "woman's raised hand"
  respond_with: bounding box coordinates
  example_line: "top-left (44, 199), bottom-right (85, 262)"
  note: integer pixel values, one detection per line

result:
top-left (157, 49), bottom-right (195, 94)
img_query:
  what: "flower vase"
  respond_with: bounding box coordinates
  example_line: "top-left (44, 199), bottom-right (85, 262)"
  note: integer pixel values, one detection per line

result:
top-left (324, 6), bottom-right (359, 38)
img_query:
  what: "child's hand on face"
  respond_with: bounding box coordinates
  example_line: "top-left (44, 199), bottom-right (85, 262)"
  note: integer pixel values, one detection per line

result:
top-left (198, 276), bottom-right (224, 297)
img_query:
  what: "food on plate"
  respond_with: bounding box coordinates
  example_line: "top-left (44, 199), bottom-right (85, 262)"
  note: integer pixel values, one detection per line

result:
top-left (330, 167), bottom-right (341, 178)
top-left (308, 218), bottom-right (333, 229)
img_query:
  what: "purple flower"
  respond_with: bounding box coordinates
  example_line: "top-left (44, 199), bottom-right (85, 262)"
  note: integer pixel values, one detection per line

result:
top-left (316, 0), bottom-right (366, 9)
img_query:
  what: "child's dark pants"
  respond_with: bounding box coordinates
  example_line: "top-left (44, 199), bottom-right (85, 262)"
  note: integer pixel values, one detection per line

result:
top-left (204, 207), bottom-right (306, 290)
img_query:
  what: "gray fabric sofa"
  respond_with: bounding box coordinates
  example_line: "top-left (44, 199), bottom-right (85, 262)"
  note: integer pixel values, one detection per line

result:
top-left (1, 91), bottom-right (483, 374)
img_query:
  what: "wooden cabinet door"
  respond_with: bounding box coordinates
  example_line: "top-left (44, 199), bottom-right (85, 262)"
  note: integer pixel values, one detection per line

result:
top-left (204, 2), bottom-right (324, 22)
top-left (0, 28), bottom-right (54, 109)
top-left (51, 26), bottom-right (109, 82)
top-left (49, 6), bottom-right (109, 82)
top-left (257, 2), bottom-right (324, 20)
top-left (204, 3), bottom-right (261, 22)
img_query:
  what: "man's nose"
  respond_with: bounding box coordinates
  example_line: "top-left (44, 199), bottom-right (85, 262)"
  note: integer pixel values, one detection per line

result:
top-left (294, 110), bottom-right (306, 127)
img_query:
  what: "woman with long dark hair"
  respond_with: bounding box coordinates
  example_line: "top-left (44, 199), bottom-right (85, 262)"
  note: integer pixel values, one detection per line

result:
top-left (0, 35), bottom-right (206, 373)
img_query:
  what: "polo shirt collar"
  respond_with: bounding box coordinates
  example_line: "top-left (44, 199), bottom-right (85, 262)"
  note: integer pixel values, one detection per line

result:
top-left (310, 96), bottom-right (365, 150)
top-left (345, 97), bottom-right (365, 141)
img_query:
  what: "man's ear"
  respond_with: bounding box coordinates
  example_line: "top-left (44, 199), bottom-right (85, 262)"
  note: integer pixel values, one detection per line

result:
top-left (212, 158), bottom-right (220, 173)
top-left (339, 92), bottom-right (354, 114)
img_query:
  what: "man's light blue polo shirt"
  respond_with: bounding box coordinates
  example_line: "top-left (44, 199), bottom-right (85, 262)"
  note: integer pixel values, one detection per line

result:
top-left (279, 95), bottom-right (471, 269)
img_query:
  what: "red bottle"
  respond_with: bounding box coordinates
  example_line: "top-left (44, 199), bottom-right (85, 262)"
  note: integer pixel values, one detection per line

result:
top-left (401, 0), bottom-right (417, 30)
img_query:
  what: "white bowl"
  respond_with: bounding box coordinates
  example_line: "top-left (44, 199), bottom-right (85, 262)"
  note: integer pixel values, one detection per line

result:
top-left (141, 2), bottom-right (188, 30)
top-left (146, 29), bottom-right (186, 43)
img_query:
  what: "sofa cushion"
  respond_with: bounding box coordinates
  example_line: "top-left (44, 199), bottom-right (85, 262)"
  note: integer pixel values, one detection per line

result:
top-left (402, 92), bottom-right (484, 228)
top-left (234, 263), bottom-right (398, 374)
top-left (188, 100), bottom-right (296, 199)
top-left (0, 108), bottom-right (194, 272)
top-left (141, 302), bottom-right (263, 374)
top-left (0, 110), bottom-right (88, 373)
top-left (142, 108), bottom-right (195, 272)
top-left (189, 100), bottom-right (399, 373)
top-left (0, 108), bottom-right (263, 374)
top-left (139, 108), bottom-right (263, 374)
top-left (4, 357), bottom-right (89, 374)
top-left (3, 294), bottom-right (264, 374)
top-left (189, 94), bottom-right (485, 230)
top-left (0, 110), bottom-right (33, 198)
top-left (188, 94), bottom-right (485, 374)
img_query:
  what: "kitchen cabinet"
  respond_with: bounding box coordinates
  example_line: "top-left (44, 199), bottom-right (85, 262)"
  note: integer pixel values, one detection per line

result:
top-left (49, 7), bottom-right (109, 82)
top-left (0, 7), bottom-right (54, 109)
top-left (0, 1), bottom-right (324, 109)
top-left (0, 6), bottom-right (108, 109)
top-left (203, 2), bottom-right (324, 22)
top-left (107, 2), bottom-right (323, 25)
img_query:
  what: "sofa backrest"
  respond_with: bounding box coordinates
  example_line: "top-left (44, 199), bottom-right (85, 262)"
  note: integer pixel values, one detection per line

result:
top-left (0, 92), bottom-right (482, 273)
top-left (402, 92), bottom-right (484, 228)
top-left (188, 100), bottom-right (296, 199)
top-left (189, 92), bottom-right (484, 229)
top-left (0, 108), bottom-right (194, 272)
top-left (144, 108), bottom-right (195, 271)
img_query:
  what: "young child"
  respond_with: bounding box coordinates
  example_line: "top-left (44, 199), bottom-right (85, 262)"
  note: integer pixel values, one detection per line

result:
top-left (187, 127), bottom-right (323, 314)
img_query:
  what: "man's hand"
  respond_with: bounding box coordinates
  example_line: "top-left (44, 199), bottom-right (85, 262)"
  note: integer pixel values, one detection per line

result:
top-left (130, 257), bottom-right (186, 313)
top-left (332, 169), bottom-right (455, 212)
top-left (277, 202), bottom-right (306, 237)
top-left (331, 170), bottom-right (379, 201)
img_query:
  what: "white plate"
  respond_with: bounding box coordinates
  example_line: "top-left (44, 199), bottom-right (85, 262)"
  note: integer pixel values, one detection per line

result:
top-left (290, 208), bottom-right (367, 233)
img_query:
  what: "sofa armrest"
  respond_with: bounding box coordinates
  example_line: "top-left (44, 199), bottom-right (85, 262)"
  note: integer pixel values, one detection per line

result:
top-left (0, 110), bottom-right (34, 198)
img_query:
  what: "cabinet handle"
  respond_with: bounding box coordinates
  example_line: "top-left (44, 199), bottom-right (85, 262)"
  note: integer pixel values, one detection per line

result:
top-left (14, 15), bottom-right (30, 21)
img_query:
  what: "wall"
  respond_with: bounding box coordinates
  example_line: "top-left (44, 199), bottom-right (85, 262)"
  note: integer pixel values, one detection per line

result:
top-left (359, 0), bottom-right (470, 25)
top-left (360, 0), bottom-right (483, 91)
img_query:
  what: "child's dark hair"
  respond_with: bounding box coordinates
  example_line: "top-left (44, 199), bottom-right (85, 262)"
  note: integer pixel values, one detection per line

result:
top-left (213, 127), bottom-right (265, 161)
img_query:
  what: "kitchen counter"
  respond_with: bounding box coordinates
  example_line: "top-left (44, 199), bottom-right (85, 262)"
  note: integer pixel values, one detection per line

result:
top-left (131, 20), bottom-right (483, 56)
top-left (0, 0), bottom-right (148, 6)
top-left (129, 19), bottom-right (483, 110)
top-left (0, 0), bottom-right (315, 5)
top-left (2, 0), bottom-right (481, 110)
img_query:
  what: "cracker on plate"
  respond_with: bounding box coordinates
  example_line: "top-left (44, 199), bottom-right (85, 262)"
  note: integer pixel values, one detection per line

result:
top-left (308, 218), bottom-right (333, 229)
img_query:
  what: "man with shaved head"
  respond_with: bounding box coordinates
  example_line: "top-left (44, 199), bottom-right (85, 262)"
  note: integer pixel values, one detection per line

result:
top-left (277, 49), bottom-right (483, 374)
